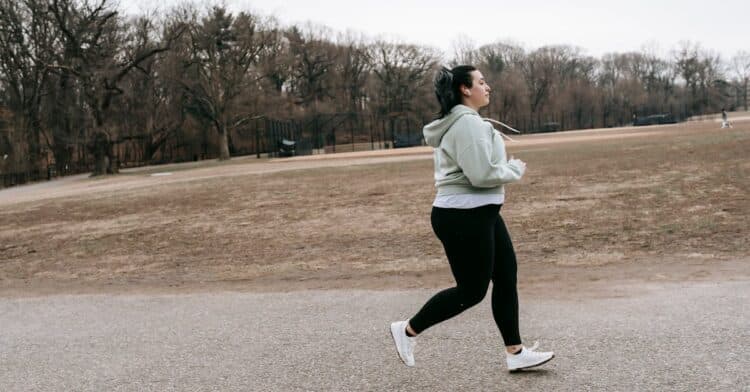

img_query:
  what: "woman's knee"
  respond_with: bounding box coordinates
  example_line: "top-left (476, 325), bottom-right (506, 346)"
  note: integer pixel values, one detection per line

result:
top-left (458, 284), bottom-right (489, 307)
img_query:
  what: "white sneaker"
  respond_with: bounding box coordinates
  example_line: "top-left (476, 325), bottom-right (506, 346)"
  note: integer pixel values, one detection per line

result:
top-left (390, 320), bottom-right (416, 367)
top-left (506, 341), bottom-right (554, 372)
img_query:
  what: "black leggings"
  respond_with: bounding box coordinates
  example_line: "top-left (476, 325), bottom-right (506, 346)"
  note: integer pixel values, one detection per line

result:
top-left (409, 204), bottom-right (521, 346)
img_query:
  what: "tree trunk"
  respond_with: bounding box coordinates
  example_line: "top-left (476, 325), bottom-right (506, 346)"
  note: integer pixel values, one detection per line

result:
top-left (90, 130), bottom-right (116, 176)
top-left (218, 123), bottom-right (230, 160)
top-left (23, 117), bottom-right (40, 176)
top-left (92, 147), bottom-right (107, 176)
top-left (108, 148), bottom-right (119, 174)
top-left (52, 139), bottom-right (71, 175)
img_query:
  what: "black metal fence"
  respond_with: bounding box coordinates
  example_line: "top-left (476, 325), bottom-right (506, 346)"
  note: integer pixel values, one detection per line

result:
top-left (0, 105), bottom-right (711, 189)
top-left (231, 113), bottom-right (427, 159)
top-left (0, 167), bottom-right (52, 188)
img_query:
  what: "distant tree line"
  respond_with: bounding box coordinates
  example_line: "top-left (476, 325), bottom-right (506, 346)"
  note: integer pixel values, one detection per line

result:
top-left (1, 0), bottom-right (748, 185)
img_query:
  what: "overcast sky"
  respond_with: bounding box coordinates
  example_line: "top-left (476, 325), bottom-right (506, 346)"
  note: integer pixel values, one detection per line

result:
top-left (121, 0), bottom-right (748, 60)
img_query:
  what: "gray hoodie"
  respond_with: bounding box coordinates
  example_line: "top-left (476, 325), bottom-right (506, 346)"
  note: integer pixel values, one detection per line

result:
top-left (422, 104), bottom-right (525, 197)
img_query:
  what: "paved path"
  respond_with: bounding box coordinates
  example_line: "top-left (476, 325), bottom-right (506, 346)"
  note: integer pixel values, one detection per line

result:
top-left (1, 281), bottom-right (748, 391)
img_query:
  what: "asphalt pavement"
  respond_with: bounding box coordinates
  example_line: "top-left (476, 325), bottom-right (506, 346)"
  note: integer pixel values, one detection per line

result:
top-left (1, 281), bottom-right (748, 391)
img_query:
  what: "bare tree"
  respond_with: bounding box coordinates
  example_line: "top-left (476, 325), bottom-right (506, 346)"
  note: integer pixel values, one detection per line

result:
top-left (477, 41), bottom-right (527, 120)
top-left (521, 46), bottom-right (566, 115)
top-left (673, 41), bottom-right (704, 114)
top-left (598, 53), bottom-right (643, 125)
top-left (46, 0), bottom-right (182, 175)
top-left (641, 53), bottom-right (675, 112)
top-left (730, 51), bottom-right (750, 110)
top-left (0, 0), bottom-right (55, 172)
top-left (257, 20), bottom-right (289, 93)
top-left (179, 6), bottom-right (275, 160)
top-left (674, 42), bottom-right (730, 115)
top-left (451, 34), bottom-right (477, 66)
top-left (477, 40), bottom-right (525, 74)
top-left (286, 23), bottom-right (338, 110)
top-left (0, 103), bottom-right (17, 178)
top-left (117, 13), bottom-right (187, 163)
top-left (335, 33), bottom-right (372, 113)
top-left (371, 41), bottom-right (437, 140)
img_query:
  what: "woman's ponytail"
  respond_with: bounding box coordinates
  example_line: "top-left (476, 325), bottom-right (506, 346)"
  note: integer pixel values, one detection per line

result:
top-left (433, 65), bottom-right (477, 118)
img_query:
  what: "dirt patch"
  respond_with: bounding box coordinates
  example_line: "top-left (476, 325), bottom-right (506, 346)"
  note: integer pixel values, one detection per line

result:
top-left (0, 120), bottom-right (748, 297)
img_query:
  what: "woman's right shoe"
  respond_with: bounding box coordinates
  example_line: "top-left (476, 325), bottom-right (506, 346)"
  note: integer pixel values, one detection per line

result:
top-left (390, 320), bottom-right (416, 367)
top-left (506, 341), bottom-right (555, 372)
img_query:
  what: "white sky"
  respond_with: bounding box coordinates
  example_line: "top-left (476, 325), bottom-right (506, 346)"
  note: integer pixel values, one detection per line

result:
top-left (121, 0), bottom-right (749, 60)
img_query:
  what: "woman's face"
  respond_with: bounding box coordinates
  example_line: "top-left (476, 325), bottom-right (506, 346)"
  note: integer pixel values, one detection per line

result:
top-left (461, 70), bottom-right (491, 109)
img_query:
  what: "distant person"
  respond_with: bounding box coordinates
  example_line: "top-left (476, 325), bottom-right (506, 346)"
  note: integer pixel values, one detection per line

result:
top-left (721, 108), bottom-right (732, 128)
top-left (389, 65), bottom-right (555, 372)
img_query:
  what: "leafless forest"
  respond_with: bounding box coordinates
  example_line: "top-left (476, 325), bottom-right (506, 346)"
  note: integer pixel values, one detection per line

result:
top-left (1, 0), bottom-right (749, 186)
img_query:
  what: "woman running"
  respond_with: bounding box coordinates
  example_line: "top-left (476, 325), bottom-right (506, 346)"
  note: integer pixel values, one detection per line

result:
top-left (390, 65), bottom-right (555, 372)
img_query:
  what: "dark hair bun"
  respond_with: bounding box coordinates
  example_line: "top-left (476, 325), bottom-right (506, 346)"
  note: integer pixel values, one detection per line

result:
top-left (434, 67), bottom-right (454, 107)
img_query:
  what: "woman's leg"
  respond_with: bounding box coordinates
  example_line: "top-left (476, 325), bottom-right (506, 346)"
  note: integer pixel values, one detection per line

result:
top-left (490, 213), bottom-right (522, 347)
top-left (408, 206), bottom-right (497, 334)
top-left (489, 214), bottom-right (557, 368)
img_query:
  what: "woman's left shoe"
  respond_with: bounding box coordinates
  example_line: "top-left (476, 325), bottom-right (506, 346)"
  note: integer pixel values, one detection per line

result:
top-left (506, 341), bottom-right (555, 372)
top-left (390, 320), bottom-right (416, 367)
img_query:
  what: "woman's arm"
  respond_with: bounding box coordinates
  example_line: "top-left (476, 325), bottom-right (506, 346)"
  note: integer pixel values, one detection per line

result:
top-left (454, 117), bottom-right (526, 188)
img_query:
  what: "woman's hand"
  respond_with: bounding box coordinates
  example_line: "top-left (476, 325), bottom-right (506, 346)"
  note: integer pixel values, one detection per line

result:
top-left (508, 156), bottom-right (527, 176)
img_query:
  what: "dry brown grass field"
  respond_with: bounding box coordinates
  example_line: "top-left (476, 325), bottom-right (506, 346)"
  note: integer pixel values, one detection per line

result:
top-left (0, 119), bottom-right (748, 297)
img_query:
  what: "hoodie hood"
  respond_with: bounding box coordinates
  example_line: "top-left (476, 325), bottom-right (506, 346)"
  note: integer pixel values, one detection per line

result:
top-left (423, 105), bottom-right (479, 147)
